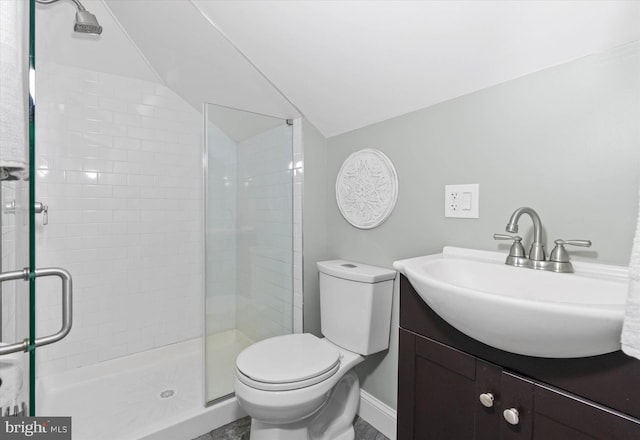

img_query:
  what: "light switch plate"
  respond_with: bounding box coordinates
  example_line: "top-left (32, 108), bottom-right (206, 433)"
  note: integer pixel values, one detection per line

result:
top-left (445, 184), bottom-right (479, 218)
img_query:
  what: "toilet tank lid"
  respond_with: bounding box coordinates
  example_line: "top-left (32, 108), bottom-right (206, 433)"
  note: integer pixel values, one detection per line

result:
top-left (317, 260), bottom-right (396, 283)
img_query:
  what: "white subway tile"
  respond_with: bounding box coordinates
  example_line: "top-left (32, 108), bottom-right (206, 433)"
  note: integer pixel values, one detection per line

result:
top-left (99, 121), bottom-right (127, 137)
top-left (57, 157), bottom-right (85, 172)
top-left (114, 111), bottom-right (142, 127)
top-left (113, 137), bottom-right (141, 150)
top-left (84, 133), bottom-right (114, 148)
top-left (126, 150), bottom-right (154, 164)
top-left (98, 172), bottom-right (128, 186)
top-left (99, 96), bottom-right (128, 113)
top-left (127, 174), bottom-right (155, 186)
top-left (131, 103), bottom-right (154, 117)
top-left (83, 159), bottom-right (114, 173)
top-left (128, 126), bottom-right (155, 140)
top-left (34, 62), bottom-right (299, 377)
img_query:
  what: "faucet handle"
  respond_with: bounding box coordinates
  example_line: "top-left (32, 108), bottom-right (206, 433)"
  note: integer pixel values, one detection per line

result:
top-left (493, 233), bottom-right (522, 241)
top-left (553, 239), bottom-right (592, 248)
top-left (493, 233), bottom-right (526, 258)
top-left (549, 239), bottom-right (592, 263)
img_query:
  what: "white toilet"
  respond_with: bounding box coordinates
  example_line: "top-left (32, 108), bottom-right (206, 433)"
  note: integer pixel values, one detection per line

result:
top-left (234, 260), bottom-right (396, 440)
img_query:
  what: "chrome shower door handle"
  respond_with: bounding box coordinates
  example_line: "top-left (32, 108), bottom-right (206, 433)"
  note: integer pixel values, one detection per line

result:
top-left (32, 268), bottom-right (73, 349)
top-left (0, 267), bottom-right (73, 356)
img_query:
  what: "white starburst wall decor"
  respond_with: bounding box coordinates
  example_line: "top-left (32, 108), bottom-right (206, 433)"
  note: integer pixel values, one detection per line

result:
top-left (335, 148), bottom-right (398, 229)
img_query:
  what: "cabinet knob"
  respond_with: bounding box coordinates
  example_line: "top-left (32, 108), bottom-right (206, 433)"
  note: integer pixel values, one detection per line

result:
top-left (479, 393), bottom-right (494, 408)
top-left (503, 408), bottom-right (520, 425)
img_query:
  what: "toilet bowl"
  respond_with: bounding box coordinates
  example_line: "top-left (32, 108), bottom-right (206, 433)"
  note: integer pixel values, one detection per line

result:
top-left (234, 260), bottom-right (396, 440)
top-left (234, 334), bottom-right (364, 439)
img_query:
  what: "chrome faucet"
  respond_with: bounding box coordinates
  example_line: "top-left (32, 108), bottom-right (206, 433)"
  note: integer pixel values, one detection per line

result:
top-left (494, 207), bottom-right (591, 273)
top-left (505, 207), bottom-right (545, 262)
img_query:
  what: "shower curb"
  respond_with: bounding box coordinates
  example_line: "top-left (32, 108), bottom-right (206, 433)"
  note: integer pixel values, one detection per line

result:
top-left (138, 396), bottom-right (247, 440)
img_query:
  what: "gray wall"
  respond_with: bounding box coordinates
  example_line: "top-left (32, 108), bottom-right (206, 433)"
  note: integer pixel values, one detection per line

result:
top-left (322, 42), bottom-right (640, 410)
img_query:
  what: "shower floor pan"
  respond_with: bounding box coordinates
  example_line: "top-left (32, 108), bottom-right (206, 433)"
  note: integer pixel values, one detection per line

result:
top-left (36, 338), bottom-right (246, 440)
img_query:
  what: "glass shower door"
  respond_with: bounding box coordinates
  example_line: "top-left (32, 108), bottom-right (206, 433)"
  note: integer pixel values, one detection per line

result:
top-left (1, 0), bottom-right (73, 418)
top-left (0, 0), bottom-right (33, 417)
top-left (204, 103), bottom-right (294, 404)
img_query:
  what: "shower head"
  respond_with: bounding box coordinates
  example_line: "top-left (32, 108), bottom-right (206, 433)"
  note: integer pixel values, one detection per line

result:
top-left (74, 9), bottom-right (102, 35)
top-left (36, 0), bottom-right (103, 35)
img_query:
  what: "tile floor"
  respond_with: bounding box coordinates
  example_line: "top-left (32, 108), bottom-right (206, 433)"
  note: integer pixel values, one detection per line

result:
top-left (193, 416), bottom-right (390, 440)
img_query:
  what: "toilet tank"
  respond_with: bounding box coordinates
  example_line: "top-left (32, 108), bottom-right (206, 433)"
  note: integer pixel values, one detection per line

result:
top-left (317, 260), bottom-right (396, 355)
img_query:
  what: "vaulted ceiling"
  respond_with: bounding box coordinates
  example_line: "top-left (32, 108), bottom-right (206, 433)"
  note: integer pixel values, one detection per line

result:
top-left (39, 0), bottom-right (640, 138)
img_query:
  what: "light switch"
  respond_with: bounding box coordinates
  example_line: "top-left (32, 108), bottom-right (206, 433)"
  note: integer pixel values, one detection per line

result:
top-left (461, 192), bottom-right (472, 210)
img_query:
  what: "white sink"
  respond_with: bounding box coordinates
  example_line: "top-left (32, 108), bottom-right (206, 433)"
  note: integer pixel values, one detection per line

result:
top-left (393, 247), bottom-right (629, 358)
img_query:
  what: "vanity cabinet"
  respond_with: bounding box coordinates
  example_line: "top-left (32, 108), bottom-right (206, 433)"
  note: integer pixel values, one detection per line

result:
top-left (398, 275), bottom-right (640, 440)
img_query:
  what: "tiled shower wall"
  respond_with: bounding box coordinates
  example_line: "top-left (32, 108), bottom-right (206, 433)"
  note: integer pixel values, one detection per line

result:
top-left (205, 122), bottom-right (237, 334)
top-left (236, 125), bottom-right (294, 342)
top-left (34, 62), bottom-right (204, 377)
top-left (206, 119), bottom-right (299, 341)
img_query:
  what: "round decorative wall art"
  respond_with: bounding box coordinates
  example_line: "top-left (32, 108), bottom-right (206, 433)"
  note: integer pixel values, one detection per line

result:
top-left (335, 148), bottom-right (398, 229)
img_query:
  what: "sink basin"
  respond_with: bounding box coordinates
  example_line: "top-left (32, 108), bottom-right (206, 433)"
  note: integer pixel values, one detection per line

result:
top-left (393, 247), bottom-right (628, 358)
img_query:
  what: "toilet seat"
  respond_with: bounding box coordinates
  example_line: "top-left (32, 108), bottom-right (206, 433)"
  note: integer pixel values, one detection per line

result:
top-left (236, 333), bottom-right (341, 391)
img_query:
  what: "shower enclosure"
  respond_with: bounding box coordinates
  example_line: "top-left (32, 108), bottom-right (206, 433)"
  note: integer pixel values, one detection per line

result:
top-left (1, 1), bottom-right (299, 438)
top-left (204, 104), bottom-right (294, 403)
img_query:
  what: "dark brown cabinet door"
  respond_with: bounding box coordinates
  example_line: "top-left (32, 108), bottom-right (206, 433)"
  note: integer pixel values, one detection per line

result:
top-left (501, 372), bottom-right (640, 440)
top-left (532, 383), bottom-right (640, 440)
top-left (397, 329), bottom-right (416, 440)
top-left (399, 329), bottom-right (478, 439)
top-left (500, 372), bottom-right (534, 440)
top-left (398, 329), bottom-right (640, 440)
top-left (475, 359), bottom-right (503, 439)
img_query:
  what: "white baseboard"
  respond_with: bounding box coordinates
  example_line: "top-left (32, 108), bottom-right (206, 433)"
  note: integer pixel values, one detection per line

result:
top-left (358, 390), bottom-right (397, 440)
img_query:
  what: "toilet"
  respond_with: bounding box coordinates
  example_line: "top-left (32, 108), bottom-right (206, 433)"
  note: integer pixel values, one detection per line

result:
top-left (234, 260), bottom-right (396, 440)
